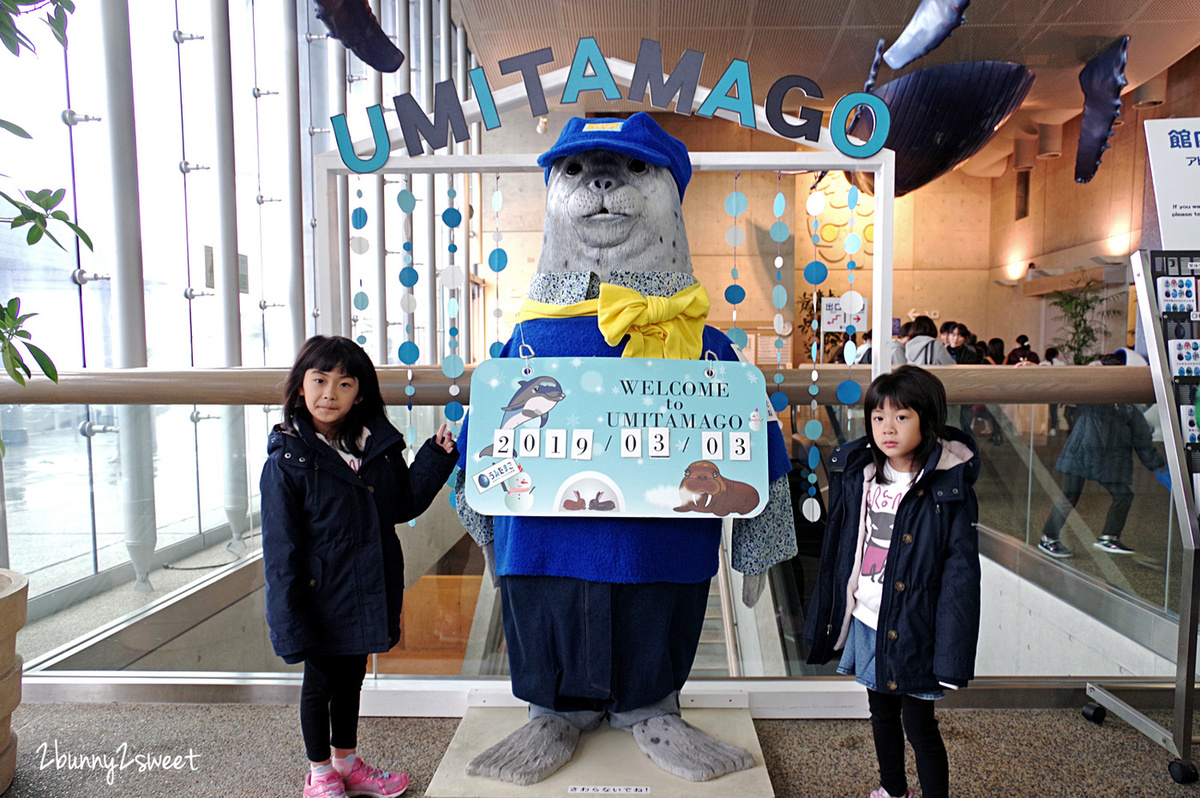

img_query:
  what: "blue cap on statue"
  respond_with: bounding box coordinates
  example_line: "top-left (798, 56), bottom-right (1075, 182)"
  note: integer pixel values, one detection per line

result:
top-left (537, 112), bottom-right (692, 199)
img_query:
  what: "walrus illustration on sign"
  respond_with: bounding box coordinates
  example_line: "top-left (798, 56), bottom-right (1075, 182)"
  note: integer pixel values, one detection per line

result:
top-left (674, 460), bottom-right (760, 517)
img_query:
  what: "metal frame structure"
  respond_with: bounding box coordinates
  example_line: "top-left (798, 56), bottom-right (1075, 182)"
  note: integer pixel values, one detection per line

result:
top-left (1090, 249), bottom-right (1200, 783)
top-left (309, 58), bottom-right (897, 376)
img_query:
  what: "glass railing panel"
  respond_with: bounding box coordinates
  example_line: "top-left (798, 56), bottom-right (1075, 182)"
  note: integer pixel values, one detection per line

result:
top-left (13, 402), bottom-right (271, 666)
top-left (149, 405), bottom-right (203, 549)
top-left (1007, 400), bottom-right (1174, 611)
top-left (86, 402), bottom-right (486, 675)
top-left (6, 377), bottom-right (1183, 685)
top-left (3, 404), bottom-right (110, 597)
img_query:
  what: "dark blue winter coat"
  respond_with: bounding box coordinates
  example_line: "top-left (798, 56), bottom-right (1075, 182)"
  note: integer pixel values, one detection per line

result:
top-left (260, 414), bottom-right (458, 664)
top-left (803, 426), bottom-right (981, 693)
top-left (1055, 402), bottom-right (1164, 485)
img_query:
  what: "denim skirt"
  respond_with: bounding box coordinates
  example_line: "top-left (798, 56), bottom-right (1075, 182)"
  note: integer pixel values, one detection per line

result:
top-left (837, 616), bottom-right (943, 700)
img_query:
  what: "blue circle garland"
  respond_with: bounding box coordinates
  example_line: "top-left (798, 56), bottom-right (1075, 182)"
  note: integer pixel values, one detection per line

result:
top-left (398, 341), bottom-right (419, 365)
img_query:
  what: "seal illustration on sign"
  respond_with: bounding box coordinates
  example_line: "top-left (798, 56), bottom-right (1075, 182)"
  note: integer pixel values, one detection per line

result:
top-left (673, 460), bottom-right (760, 517)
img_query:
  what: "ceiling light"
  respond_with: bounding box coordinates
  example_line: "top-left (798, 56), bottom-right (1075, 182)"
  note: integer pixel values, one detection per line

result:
top-left (1133, 73), bottom-right (1167, 108)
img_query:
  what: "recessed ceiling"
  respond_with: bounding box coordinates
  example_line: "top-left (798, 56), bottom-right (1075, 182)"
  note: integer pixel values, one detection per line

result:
top-left (456, 0), bottom-right (1200, 173)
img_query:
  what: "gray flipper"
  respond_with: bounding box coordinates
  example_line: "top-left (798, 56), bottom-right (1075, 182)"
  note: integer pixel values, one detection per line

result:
top-left (466, 716), bottom-right (581, 786)
top-left (884, 0), bottom-right (970, 70)
top-left (631, 714), bottom-right (755, 782)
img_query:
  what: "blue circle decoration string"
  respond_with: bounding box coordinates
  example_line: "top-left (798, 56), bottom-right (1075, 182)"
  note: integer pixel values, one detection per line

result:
top-left (725, 175), bottom-right (745, 351)
top-left (836, 379), bottom-right (862, 405)
top-left (397, 190), bottom-right (416, 213)
top-left (441, 183), bottom-right (465, 419)
top-left (804, 260), bottom-right (828, 285)
top-left (488, 248), bottom-right (508, 272)
top-left (398, 341), bottom-right (420, 365)
top-left (490, 175), bottom-right (507, 360)
top-left (804, 418), bottom-right (823, 440)
top-left (351, 207), bottom-right (368, 230)
top-left (399, 266), bottom-right (419, 287)
top-left (353, 291), bottom-right (369, 311)
top-left (771, 284), bottom-right (788, 310)
top-left (441, 354), bottom-right (465, 379)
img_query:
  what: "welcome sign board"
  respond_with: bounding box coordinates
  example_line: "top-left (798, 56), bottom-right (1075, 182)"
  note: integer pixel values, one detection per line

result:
top-left (464, 357), bottom-right (771, 519)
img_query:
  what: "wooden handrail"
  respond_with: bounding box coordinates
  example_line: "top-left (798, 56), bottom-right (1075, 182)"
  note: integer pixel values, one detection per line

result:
top-left (0, 364), bottom-right (1154, 406)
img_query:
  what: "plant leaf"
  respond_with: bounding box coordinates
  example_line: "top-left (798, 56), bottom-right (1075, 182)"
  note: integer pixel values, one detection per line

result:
top-left (45, 187), bottom-right (65, 211)
top-left (38, 226), bottom-right (65, 250)
top-left (23, 341), bottom-right (57, 382)
top-left (62, 219), bottom-right (92, 250)
top-left (0, 118), bottom-right (30, 138)
top-left (25, 224), bottom-right (42, 245)
top-left (1, 345), bottom-right (27, 386)
top-left (7, 298), bottom-right (19, 319)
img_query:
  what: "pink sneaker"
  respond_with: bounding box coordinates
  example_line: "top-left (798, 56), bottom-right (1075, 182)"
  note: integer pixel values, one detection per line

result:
top-left (341, 757), bottom-right (410, 798)
top-left (304, 769), bottom-right (347, 798)
top-left (869, 789), bottom-right (915, 798)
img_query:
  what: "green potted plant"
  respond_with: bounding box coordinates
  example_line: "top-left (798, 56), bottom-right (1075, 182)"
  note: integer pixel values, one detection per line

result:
top-left (1046, 278), bottom-right (1125, 365)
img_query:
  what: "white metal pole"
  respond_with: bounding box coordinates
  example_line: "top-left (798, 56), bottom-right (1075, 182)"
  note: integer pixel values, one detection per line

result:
top-left (100, 0), bottom-right (156, 591)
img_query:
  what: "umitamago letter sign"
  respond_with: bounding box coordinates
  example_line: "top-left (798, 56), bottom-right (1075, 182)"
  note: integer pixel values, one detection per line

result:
top-left (465, 357), bottom-right (771, 518)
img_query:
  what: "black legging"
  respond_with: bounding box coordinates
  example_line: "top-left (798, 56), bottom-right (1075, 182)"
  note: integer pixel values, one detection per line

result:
top-left (300, 654), bottom-right (369, 763)
top-left (867, 689), bottom-right (949, 798)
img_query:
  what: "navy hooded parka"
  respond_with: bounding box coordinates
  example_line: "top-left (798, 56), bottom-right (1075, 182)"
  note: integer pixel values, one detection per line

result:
top-left (261, 413), bottom-right (457, 664)
top-left (803, 426), bottom-right (981, 693)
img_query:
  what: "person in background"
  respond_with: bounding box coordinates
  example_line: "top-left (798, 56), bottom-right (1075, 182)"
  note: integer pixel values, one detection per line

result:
top-left (984, 338), bottom-right (1006, 366)
top-left (900, 316), bottom-right (955, 366)
top-left (1006, 334), bottom-right (1039, 365)
top-left (939, 320), bottom-right (957, 349)
top-left (946, 324), bottom-right (983, 365)
top-left (1109, 347), bottom-right (1148, 367)
top-left (1037, 353), bottom-right (1168, 558)
top-left (1042, 347), bottom-right (1067, 436)
top-left (949, 324), bottom-right (998, 443)
top-left (856, 330), bottom-right (875, 365)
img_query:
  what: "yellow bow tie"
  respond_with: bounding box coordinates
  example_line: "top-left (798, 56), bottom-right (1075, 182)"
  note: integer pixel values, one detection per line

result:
top-left (597, 282), bottom-right (710, 360)
top-left (516, 282), bottom-right (711, 360)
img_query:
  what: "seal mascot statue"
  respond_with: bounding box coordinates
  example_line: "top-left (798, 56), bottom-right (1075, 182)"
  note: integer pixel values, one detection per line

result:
top-left (453, 113), bottom-right (797, 784)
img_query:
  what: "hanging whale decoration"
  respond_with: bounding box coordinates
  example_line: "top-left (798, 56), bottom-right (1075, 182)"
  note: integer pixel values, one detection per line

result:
top-left (883, 0), bottom-right (971, 71)
top-left (846, 60), bottom-right (1035, 197)
top-left (1075, 35), bottom-right (1130, 184)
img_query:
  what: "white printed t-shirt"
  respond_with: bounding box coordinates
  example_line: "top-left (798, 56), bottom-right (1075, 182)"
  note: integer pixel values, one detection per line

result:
top-left (852, 463), bottom-right (918, 629)
top-left (316, 428), bottom-right (371, 473)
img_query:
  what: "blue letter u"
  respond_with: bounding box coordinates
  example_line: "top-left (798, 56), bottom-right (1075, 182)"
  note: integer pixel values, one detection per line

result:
top-left (332, 104), bottom-right (391, 174)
